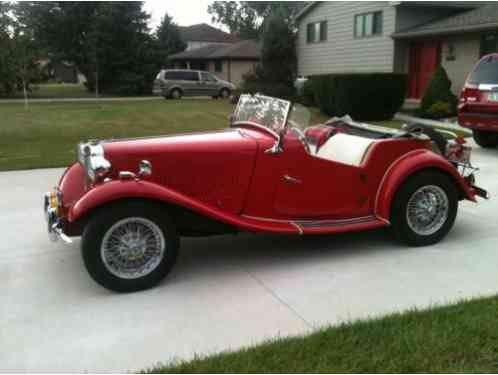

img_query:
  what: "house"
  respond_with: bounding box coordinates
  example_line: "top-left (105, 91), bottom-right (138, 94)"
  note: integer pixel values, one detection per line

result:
top-left (296, 2), bottom-right (498, 99)
top-left (178, 23), bottom-right (240, 51)
top-left (170, 24), bottom-right (261, 86)
top-left (38, 59), bottom-right (86, 84)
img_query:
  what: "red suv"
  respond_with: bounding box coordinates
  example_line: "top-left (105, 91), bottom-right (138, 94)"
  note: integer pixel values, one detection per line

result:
top-left (458, 53), bottom-right (498, 147)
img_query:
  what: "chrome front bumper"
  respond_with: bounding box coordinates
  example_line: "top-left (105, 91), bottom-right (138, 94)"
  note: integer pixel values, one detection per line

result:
top-left (43, 190), bottom-right (72, 244)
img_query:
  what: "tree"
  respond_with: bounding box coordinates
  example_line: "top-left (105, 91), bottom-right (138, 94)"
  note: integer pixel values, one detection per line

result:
top-left (155, 13), bottom-right (186, 68)
top-left (0, 3), bottom-right (40, 99)
top-left (418, 66), bottom-right (458, 119)
top-left (207, 1), bottom-right (305, 39)
top-left (15, 2), bottom-right (162, 96)
top-left (240, 6), bottom-right (297, 99)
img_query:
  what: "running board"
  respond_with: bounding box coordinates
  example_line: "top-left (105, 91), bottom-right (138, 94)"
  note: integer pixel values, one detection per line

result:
top-left (292, 216), bottom-right (387, 235)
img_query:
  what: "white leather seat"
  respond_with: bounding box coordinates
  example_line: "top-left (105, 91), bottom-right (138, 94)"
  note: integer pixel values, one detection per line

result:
top-left (315, 133), bottom-right (375, 167)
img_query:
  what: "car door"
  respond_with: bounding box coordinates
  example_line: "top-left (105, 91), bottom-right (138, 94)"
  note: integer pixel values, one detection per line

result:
top-left (199, 72), bottom-right (220, 96)
top-left (273, 135), bottom-right (369, 219)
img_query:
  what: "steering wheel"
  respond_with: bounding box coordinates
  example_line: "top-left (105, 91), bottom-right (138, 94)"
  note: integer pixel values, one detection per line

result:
top-left (291, 127), bottom-right (311, 154)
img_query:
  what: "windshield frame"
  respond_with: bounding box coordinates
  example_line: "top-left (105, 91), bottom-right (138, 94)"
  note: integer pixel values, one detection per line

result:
top-left (231, 94), bottom-right (293, 139)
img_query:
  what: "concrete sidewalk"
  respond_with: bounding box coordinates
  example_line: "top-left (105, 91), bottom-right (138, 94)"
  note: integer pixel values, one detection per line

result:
top-left (1, 142), bottom-right (498, 372)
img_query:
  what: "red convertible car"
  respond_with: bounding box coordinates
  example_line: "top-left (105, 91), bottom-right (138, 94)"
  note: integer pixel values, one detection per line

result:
top-left (44, 94), bottom-right (487, 292)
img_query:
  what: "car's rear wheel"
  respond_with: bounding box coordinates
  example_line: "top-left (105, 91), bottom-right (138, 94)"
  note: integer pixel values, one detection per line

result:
top-left (473, 129), bottom-right (498, 148)
top-left (390, 171), bottom-right (458, 246)
top-left (220, 88), bottom-right (230, 99)
top-left (170, 88), bottom-right (182, 100)
top-left (81, 201), bottom-right (179, 292)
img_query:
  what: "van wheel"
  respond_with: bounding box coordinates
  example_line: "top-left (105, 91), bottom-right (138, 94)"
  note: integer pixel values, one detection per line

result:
top-left (220, 88), bottom-right (230, 99)
top-left (170, 88), bottom-right (182, 100)
top-left (81, 201), bottom-right (179, 292)
top-left (473, 129), bottom-right (498, 148)
top-left (390, 171), bottom-right (458, 247)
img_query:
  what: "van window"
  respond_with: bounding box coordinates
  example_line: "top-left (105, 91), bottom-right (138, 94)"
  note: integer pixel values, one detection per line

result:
top-left (468, 55), bottom-right (498, 84)
top-left (201, 72), bottom-right (217, 82)
top-left (164, 71), bottom-right (199, 81)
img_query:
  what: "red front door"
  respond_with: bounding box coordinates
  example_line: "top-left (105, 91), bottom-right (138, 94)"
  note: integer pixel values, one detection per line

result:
top-left (408, 41), bottom-right (441, 99)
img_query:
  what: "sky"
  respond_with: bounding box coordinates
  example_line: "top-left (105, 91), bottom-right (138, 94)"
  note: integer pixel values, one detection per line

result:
top-left (144, 0), bottom-right (222, 31)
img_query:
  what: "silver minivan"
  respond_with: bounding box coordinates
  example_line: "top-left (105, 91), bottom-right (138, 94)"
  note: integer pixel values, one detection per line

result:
top-left (153, 69), bottom-right (236, 99)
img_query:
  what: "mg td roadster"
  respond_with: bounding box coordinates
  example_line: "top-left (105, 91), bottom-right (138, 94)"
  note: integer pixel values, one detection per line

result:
top-left (44, 94), bottom-right (488, 292)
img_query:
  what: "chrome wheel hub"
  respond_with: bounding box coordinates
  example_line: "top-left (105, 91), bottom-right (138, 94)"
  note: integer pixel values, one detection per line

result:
top-left (101, 217), bottom-right (165, 279)
top-left (406, 185), bottom-right (449, 236)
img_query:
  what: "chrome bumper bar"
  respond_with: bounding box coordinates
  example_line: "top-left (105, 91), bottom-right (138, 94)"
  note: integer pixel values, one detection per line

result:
top-left (43, 191), bottom-right (73, 244)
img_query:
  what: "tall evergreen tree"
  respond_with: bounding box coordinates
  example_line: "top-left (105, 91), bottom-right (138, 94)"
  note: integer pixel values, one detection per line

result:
top-left (155, 13), bottom-right (186, 68)
top-left (16, 1), bottom-right (161, 95)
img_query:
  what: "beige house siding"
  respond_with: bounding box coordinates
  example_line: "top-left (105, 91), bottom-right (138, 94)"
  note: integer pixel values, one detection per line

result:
top-left (227, 61), bottom-right (257, 86)
top-left (440, 34), bottom-right (481, 94)
top-left (297, 1), bottom-right (396, 76)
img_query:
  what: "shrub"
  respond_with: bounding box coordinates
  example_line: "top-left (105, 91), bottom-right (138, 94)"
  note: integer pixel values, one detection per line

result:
top-left (310, 73), bottom-right (407, 121)
top-left (418, 66), bottom-right (457, 119)
top-left (240, 67), bottom-right (296, 100)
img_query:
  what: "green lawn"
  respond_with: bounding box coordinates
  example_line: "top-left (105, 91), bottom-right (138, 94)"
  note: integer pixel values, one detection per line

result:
top-left (0, 98), bottom-right (458, 172)
top-left (146, 295), bottom-right (498, 373)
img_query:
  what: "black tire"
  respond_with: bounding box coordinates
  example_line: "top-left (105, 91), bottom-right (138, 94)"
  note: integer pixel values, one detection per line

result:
top-left (473, 129), bottom-right (498, 148)
top-left (220, 88), bottom-right (230, 99)
top-left (81, 200), bottom-right (179, 292)
top-left (390, 171), bottom-right (458, 247)
top-left (404, 123), bottom-right (447, 154)
top-left (170, 88), bottom-right (182, 99)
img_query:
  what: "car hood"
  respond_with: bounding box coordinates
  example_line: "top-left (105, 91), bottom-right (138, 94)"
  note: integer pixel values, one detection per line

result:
top-left (102, 129), bottom-right (258, 213)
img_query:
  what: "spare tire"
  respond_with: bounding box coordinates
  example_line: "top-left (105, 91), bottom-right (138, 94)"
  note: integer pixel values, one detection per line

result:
top-left (403, 123), bottom-right (447, 155)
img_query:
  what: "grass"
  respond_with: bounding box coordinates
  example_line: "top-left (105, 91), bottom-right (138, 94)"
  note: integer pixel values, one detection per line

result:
top-left (0, 98), bottom-right (459, 172)
top-left (146, 295), bottom-right (498, 373)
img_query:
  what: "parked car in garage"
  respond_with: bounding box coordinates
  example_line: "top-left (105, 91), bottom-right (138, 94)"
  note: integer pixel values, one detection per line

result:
top-left (44, 94), bottom-right (488, 292)
top-left (458, 53), bottom-right (498, 147)
top-left (152, 69), bottom-right (235, 99)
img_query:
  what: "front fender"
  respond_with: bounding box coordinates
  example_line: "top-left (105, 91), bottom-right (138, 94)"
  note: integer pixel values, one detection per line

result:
top-left (68, 179), bottom-right (298, 234)
top-left (375, 149), bottom-right (476, 221)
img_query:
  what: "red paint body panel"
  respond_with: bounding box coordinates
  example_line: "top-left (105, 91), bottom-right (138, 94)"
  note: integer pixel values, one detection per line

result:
top-left (57, 123), bottom-right (477, 237)
top-left (375, 149), bottom-right (476, 221)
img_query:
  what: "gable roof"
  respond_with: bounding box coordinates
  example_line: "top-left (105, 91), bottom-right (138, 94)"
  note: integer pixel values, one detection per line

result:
top-left (178, 23), bottom-right (240, 43)
top-left (393, 3), bottom-right (498, 38)
top-left (169, 40), bottom-right (261, 61)
top-left (295, 1), bottom-right (320, 21)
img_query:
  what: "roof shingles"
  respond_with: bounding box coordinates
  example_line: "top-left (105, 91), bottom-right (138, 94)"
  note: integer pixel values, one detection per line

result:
top-left (169, 40), bottom-right (261, 61)
top-left (393, 3), bottom-right (498, 38)
top-left (179, 23), bottom-right (240, 43)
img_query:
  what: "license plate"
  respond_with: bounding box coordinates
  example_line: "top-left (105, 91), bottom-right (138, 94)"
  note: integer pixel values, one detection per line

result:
top-left (489, 92), bottom-right (498, 101)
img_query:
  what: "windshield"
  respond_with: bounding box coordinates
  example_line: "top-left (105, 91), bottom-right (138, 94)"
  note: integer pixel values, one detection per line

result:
top-left (233, 94), bottom-right (292, 136)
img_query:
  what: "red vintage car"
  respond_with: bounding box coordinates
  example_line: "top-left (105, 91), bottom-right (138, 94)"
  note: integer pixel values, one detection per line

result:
top-left (458, 53), bottom-right (498, 147)
top-left (44, 94), bottom-right (487, 292)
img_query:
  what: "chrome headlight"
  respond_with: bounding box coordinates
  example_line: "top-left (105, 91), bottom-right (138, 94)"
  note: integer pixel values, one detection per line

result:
top-left (77, 141), bottom-right (111, 182)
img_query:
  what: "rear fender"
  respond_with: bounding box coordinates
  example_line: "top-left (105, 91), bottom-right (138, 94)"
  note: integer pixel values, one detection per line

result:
top-left (375, 149), bottom-right (476, 221)
top-left (68, 179), bottom-right (298, 234)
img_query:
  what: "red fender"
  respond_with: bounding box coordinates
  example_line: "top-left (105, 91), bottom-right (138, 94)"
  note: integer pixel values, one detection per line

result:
top-left (68, 179), bottom-right (299, 234)
top-left (375, 149), bottom-right (476, 221)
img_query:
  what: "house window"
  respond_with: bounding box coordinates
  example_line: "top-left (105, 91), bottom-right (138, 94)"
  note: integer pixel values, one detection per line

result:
top-left (481, 33), bottom-right (498, 57)
top-left (215, 60), bottom-right (223, 72)
top-left (306, 21), bottom-right (327, 43)
top-left (354, 11), bottom-right (382, 37)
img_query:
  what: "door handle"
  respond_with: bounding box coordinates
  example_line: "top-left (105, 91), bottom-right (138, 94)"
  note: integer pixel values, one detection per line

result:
top-left (283, 175), bottom-right (302, 184)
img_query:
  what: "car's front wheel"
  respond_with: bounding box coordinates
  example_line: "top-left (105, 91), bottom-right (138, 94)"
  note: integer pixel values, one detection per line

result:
top-left (170, 88), bottom-right (182, 100)
top-left (390, 171), bottom-right (458, 246)
top-left (473, 129), bottom-right (498, 148)
top-left (81, 201), bottom-right (179, 292)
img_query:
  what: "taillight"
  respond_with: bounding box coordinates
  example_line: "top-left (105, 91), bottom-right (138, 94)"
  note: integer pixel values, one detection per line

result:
top-left (460, 83), bottom-right (479, 103)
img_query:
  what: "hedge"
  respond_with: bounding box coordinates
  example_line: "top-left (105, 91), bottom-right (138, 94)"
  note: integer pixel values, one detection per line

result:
top-left (310, 73), bottom-right (407, 121)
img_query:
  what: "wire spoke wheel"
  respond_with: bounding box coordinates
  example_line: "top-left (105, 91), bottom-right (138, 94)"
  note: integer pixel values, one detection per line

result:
top-left (406, 185), bottom-right (449, 236)
top-left (100, 217), bottom-right (166, 279)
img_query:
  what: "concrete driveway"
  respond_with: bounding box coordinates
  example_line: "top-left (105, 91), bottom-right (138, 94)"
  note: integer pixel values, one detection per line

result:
top-left (2, 141), bottom-right (498, 372)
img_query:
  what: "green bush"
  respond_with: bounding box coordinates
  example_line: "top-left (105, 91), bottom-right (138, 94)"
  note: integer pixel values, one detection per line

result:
top-left (418, 66), bottom-right (457, 119)
top-left (309, 73), bottom-right (407, 121)
top-left (240, 67), bottom-right (296, 100)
